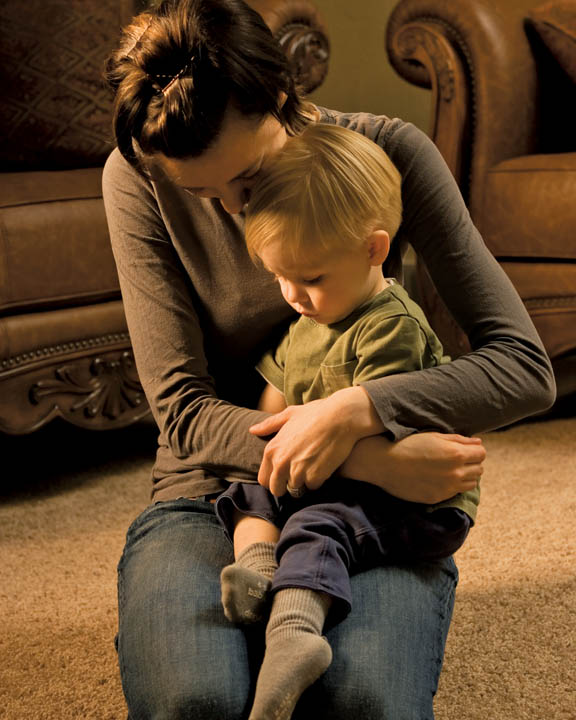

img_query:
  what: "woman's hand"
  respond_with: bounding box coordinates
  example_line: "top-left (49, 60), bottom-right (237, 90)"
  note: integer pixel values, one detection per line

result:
top-left (249, 386), bottom-right (383, 497)
top-left (341, 432), bottom-right (486, 504)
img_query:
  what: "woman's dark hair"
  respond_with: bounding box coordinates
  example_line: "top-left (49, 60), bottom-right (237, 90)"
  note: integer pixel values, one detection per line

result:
top-left (105, 0), bottom-right (311, 169)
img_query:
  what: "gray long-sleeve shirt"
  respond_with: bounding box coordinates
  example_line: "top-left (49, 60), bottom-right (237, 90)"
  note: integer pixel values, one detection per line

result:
top-left (102, 109), bottom-right (556, 502)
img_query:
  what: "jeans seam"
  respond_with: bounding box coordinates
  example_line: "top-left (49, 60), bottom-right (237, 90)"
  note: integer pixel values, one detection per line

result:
top-left (431, 562), bottom-right (458, 710)
top-left (116, 559), bottom-right (131, 712)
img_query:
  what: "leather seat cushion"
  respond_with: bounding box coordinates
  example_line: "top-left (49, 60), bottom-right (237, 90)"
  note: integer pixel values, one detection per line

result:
top-left (478, 153), bottom-right (576, 260)
top-left (0, 168), bottom-right (120, 314)
top-left (501, 261), bottom-right (576, 358)
top-left (0, 300), bottom-right (128, 366)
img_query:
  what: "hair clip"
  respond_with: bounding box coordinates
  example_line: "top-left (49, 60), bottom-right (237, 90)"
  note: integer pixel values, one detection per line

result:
top-left (154, 55), bottom-right (195, 95)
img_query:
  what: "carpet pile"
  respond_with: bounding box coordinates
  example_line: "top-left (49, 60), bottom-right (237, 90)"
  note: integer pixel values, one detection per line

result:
top-left (1, 414), bottom-right (574, 719)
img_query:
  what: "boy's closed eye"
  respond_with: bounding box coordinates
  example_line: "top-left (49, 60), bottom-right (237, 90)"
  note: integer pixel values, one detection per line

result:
top-left (237, 167), bottom-right (261, 181)
top-left (270, 274), bottom-right (325, 286)
top-left (303, 275), bottom-right (324, 286)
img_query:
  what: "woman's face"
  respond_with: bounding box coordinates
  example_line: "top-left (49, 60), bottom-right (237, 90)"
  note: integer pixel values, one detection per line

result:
top-left (154, 110), bottom-right (288, 214)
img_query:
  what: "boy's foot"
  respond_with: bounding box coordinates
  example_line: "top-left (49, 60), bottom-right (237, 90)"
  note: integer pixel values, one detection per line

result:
top-left (248, 633), bottom-right (332, 720)
top-left (220, 564), bottom-right (272, 624)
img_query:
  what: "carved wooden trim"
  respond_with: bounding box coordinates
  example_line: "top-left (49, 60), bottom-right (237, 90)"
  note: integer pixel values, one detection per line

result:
top-left (0, 349), bottom-right (150, 434)
top-left (30, 352), bottom-right (145, 420)
top-left (391, 21), bottom-right (469, 186)
top-left (0, 332), bottom-right (132, 375)
top-left (276, 22), bottom-right (329, 94)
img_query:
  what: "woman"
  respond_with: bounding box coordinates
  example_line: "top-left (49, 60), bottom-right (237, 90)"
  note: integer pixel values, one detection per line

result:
top-left (103, 1), bottom-right (555, 717)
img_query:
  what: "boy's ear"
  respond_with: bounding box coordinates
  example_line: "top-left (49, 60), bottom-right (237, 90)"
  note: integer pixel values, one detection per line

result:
top-left (366, 229), bottom-right (390, 266)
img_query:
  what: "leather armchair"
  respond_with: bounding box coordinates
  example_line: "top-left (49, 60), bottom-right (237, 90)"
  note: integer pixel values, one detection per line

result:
top-left (0, 0), bottom-right (329, 434)
top-left (386, 0), bottom-right (576, 399)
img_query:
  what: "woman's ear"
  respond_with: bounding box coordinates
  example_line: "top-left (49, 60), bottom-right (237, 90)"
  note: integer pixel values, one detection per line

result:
top-left (366, 229), bottom-right (390, 266)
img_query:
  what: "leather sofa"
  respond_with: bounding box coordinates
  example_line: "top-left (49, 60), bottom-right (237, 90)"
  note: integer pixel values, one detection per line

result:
top-left (386, 0), bottom-right (576, 400)
top-left (0, 0), bottom-right (329, 434)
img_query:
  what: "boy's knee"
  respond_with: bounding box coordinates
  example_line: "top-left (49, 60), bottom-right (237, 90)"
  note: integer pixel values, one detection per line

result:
top-left (282, 505), bottom-right (348, 540)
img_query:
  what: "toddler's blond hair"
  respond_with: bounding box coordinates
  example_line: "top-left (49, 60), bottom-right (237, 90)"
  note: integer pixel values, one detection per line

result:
top-left (245, 123), bottom-right (402, 261)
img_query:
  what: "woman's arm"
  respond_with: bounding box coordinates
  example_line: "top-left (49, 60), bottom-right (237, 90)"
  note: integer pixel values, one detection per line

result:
top-left (250, 383), bottom-right (485, 500)
top-left (251, 385), bottom-right (380, 496)
top-left (360, 118), bottom-right (556, 439)
top-left (102, 149), bottom-right (270, 481)
top-left (316, 110), bottom-right (555, 439)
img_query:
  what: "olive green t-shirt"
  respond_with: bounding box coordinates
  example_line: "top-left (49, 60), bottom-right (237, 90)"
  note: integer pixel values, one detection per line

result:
top-left (257, 282), bottom-right (480, 520)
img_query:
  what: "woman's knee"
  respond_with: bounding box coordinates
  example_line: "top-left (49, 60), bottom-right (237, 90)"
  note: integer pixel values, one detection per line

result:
top-left (126, 674), bottom-right (249, 720)
top-left (117, 500), bottom-right (249, 719)
top-left (304, 561), bottom-right (457, 719)
top-left (119, 610), bottom-right (254, 719)
top-left (293, 646), bottom-right (436, 719)
top-left (300, 677), bottom-right (433, 719)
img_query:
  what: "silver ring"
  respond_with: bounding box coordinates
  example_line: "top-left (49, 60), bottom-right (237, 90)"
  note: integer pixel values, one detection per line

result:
top-left (287, 484), bottom-right (306, 499)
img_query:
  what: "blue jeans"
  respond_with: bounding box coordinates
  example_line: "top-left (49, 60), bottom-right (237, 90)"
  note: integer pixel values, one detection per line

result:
top-left (117, 498), bottom-right (459, 719)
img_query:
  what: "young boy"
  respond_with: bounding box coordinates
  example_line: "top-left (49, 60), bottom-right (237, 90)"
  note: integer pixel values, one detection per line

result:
top-left (215, 124), bottom-right (478, 720)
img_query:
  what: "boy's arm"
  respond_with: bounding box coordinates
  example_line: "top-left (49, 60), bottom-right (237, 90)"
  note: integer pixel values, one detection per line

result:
top-left (258, 383), bottom-right (287, 414)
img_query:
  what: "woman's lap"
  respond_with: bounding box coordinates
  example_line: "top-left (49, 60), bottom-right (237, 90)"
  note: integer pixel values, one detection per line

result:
top-left (118, 498), bottom-right (458, 720)
top-left (304, 558), bottom-right (457, 719)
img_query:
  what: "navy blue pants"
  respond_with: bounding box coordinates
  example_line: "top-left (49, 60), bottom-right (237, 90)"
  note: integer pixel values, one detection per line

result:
top-left (216, 478), bottom-right (470, 621)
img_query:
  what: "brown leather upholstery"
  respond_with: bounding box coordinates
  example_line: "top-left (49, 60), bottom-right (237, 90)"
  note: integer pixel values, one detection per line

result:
top-left (0, 0), bottom-right (329, 434)
top-left (387, 0), bottom-right (576, 399)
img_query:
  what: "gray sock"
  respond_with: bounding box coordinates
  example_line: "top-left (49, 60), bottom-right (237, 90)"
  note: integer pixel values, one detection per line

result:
top-left (248, 588), bottom-right (333, 720)
top-left (220, 541), bottom-right (277, 624)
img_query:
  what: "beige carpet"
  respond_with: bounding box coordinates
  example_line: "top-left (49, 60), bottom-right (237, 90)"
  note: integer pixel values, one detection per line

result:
top-left (1, 413), bottom-right (575, 719)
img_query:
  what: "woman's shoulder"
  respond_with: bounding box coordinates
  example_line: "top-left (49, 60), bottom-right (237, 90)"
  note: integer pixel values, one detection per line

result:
top-left (102, 146), bottom-right (154, 195)
top-left (103, 146), bottom-right (130, 183)
top-left (315, 106), bottom-right (429, 157)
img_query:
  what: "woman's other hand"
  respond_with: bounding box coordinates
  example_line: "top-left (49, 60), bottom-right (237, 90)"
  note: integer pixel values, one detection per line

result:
top-left (341, 432), bottom-right (486, 504)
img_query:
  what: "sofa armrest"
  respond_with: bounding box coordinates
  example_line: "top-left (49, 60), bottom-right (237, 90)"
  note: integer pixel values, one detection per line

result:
top-left (247, 0), bottom-right (329, 93)
top-left (386, 0), bottom-right (541, 212)
top-left (387, 18), bottom-right (469, 186)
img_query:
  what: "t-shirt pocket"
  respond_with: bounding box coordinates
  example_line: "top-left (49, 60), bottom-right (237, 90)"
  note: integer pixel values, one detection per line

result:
top-left (319, 360), bottom-right (357, 395)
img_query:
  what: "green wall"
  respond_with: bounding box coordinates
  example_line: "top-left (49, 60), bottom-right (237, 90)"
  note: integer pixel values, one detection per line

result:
top-left (308, 0), bottom-right (431, 133)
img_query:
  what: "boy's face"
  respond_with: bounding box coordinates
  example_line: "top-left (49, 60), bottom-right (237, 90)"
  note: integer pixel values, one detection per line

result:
top-left (259, 240), bottom-right (383, 325)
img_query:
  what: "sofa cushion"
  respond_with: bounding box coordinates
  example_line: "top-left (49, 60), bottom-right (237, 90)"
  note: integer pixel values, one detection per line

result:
top-left (0, 168), bottom-right (121, 314)
top-left (529, 0), bottom-right (576, 84)
top-left (500, 261), bottom-right (576, 359)
top-left (0, 300), bottom-right (129, 366)
top-left (478, 153), bottom-right (576, 260)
